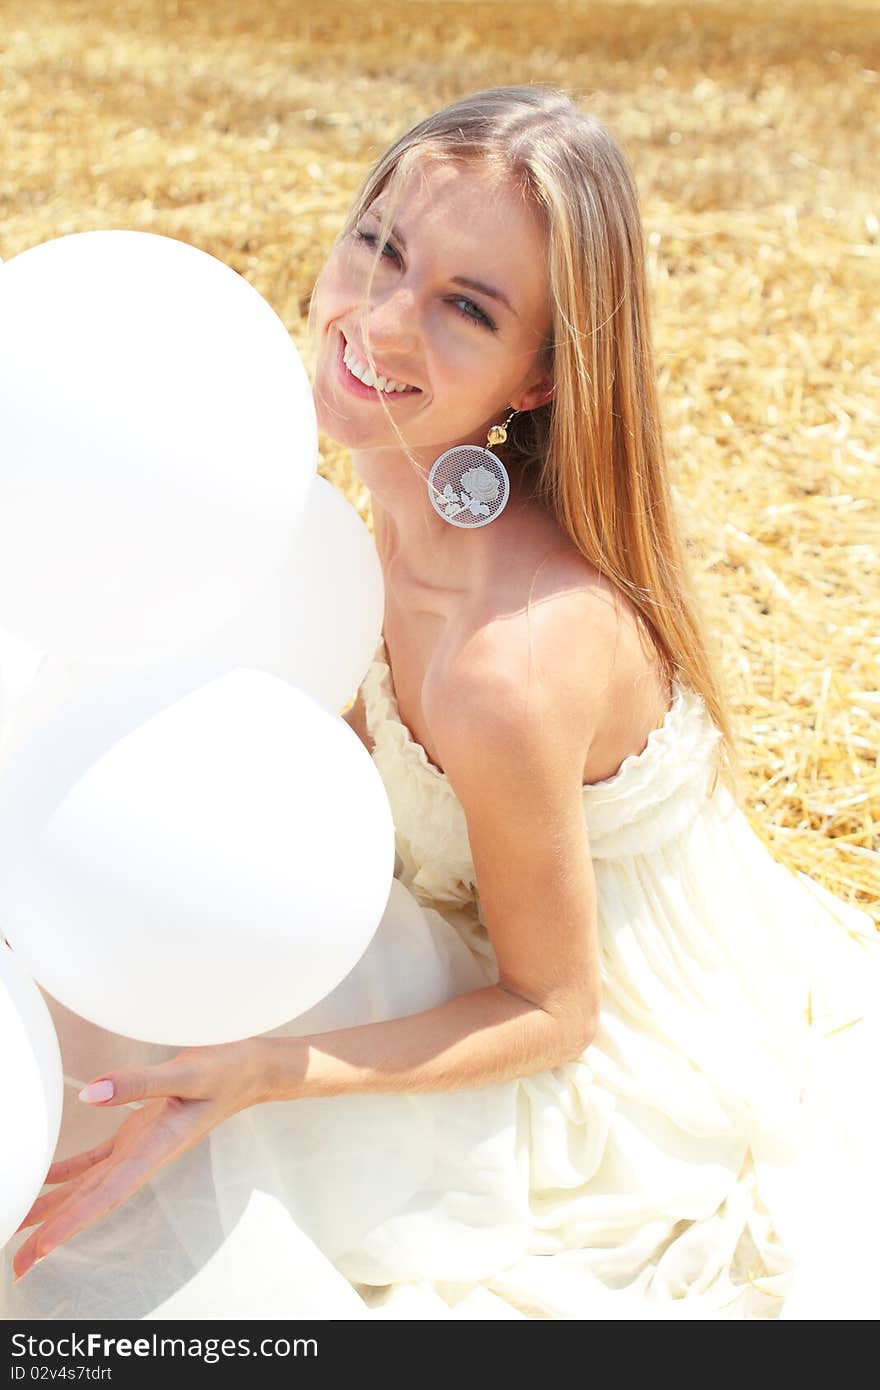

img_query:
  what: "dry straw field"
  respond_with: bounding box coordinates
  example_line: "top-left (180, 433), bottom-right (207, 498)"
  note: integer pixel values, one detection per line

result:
top-left (1, 0), bottom-right (878, 920)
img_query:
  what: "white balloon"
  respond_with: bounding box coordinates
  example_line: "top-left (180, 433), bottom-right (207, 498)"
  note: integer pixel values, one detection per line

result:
top-left (0, 623), bottom-right (49, 769)
top-left (0, 942), bottom-right (64, 1251)
top-left (0, 230), bottom-right (316, 664)
top-left (0, 476), bottom-right (383, 766)
top-left (270, 475), bottom-right (383, 711)
top-left (184, 474), bottom-right (385, 713)
top-left (0, 666), bottom-right (396, 1045)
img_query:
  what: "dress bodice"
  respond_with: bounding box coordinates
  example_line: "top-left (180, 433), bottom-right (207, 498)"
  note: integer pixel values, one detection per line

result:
top-left (361, 635), bottom-right (726, 909)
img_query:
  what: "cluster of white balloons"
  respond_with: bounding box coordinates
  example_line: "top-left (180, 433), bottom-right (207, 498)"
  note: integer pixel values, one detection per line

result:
top-left (0, 230), bottom-right (393, 1250)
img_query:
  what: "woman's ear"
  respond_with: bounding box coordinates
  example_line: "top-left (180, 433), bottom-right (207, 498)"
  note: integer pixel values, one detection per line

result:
top-left (512, 378), bottom-right (555, 413)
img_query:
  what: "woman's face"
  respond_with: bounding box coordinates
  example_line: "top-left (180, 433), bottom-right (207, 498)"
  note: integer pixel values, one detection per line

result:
top-left (311, 157), bottom-right (554, 460)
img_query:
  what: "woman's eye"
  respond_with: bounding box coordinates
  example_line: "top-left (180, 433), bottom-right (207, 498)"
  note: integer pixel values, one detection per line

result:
top-left (355, 230), bottom-right (399, 263)
top-left (354, 230), bottom-right (496, 332)
top-left (452, 298), bottom-right (495, 331)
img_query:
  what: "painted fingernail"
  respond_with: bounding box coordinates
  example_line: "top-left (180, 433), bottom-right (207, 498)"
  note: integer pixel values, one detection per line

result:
top-left (78, 1079), bottom-right (115, 1104)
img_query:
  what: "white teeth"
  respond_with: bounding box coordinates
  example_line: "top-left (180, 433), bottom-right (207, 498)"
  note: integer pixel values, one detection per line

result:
top-left (343, 339), bottom-right (415, 393)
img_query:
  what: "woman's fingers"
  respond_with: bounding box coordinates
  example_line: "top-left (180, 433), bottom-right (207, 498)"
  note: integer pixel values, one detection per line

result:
top-left (15, 1139), bottom-right (117, 1232)
top-left (76, 1050), bottom-right (218, 1110)
top-left (13, 1168), bottom-right (121, 1281)
top-left (78, 1065), bottom-right (180, 1108)
top-left (74, 1039), bottom-right (268, 1115)
top-left (15, 1105), bottom-right (151, 1241)
top-left (12, 1098), bottom-right (218, 1282)
top-left (16, 1173), bottom-right (90, 1235)
top-left (12, 1116), bottom-right (166, 1280)
top-left (11, 1044), bottom-right (263, 1283)
top-left (45, 1138), bottom-right (116, 1186)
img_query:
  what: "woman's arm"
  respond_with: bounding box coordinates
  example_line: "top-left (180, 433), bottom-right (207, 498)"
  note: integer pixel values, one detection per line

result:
top-left (263, 978), bottom-right (592, 1103)
top-left (267, 606), bottom-right (604, 1102)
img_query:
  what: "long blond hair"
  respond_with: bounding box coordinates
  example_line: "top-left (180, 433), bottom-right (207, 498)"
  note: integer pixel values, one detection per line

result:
top-left (309, 85), bottom-right (742, 803)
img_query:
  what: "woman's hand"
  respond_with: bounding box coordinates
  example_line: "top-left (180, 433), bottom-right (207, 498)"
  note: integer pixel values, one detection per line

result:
top-left (12, 1037), bottom-right (272, 1282)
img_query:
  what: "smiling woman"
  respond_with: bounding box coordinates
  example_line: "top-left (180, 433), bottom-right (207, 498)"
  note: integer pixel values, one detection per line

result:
top-left (4, 84), bottom-right (880, 1324)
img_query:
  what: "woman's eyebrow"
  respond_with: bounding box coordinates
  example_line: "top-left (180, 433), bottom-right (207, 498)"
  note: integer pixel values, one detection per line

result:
top-left (364, 207), bottom-right (517, 318)
top-left (451, 275), bottom-right (517, 318)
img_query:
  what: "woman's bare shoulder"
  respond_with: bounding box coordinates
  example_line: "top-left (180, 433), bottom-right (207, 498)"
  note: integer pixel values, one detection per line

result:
top-left (424, 545), bottom-right (665, 782)
top-left (427, 552), bottom-right (619, 729)
top-left (455, 546), bottom-right (636, 675)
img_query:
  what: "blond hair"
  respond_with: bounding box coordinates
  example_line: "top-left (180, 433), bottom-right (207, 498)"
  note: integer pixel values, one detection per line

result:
top-left (308, 85), bottom-right (742, 803)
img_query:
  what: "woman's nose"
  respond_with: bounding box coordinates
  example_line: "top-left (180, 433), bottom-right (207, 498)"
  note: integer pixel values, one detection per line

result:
top-left (357, 283), bottom-right (420, 355)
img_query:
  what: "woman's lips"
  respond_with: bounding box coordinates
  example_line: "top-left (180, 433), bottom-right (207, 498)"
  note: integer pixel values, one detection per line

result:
top-left (336, 332), bottom-right (420, 400)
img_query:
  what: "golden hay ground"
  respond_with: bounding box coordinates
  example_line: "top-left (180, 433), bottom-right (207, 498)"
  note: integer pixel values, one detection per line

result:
top-left (1, 0), bottom-right (878, 919)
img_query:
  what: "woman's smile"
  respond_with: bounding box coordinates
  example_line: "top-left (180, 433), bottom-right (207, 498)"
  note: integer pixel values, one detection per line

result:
top-left (335, 329), bottom-right (422, 402)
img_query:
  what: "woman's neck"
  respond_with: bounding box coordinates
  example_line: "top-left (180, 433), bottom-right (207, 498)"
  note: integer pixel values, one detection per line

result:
top-left (354, 442), bottom-right (538, 597)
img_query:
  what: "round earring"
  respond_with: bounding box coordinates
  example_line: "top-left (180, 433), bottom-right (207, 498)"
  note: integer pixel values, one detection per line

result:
top-left (427, 410), bottom-right (517, 529)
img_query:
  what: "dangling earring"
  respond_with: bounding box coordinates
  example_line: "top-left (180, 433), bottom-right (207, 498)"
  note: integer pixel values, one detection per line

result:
top-left (427, 410), bottom-right (517, 528)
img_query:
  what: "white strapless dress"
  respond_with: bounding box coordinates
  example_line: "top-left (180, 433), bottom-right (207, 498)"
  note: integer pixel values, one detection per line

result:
top-left (2, 634), bottom-right (878, 1320)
